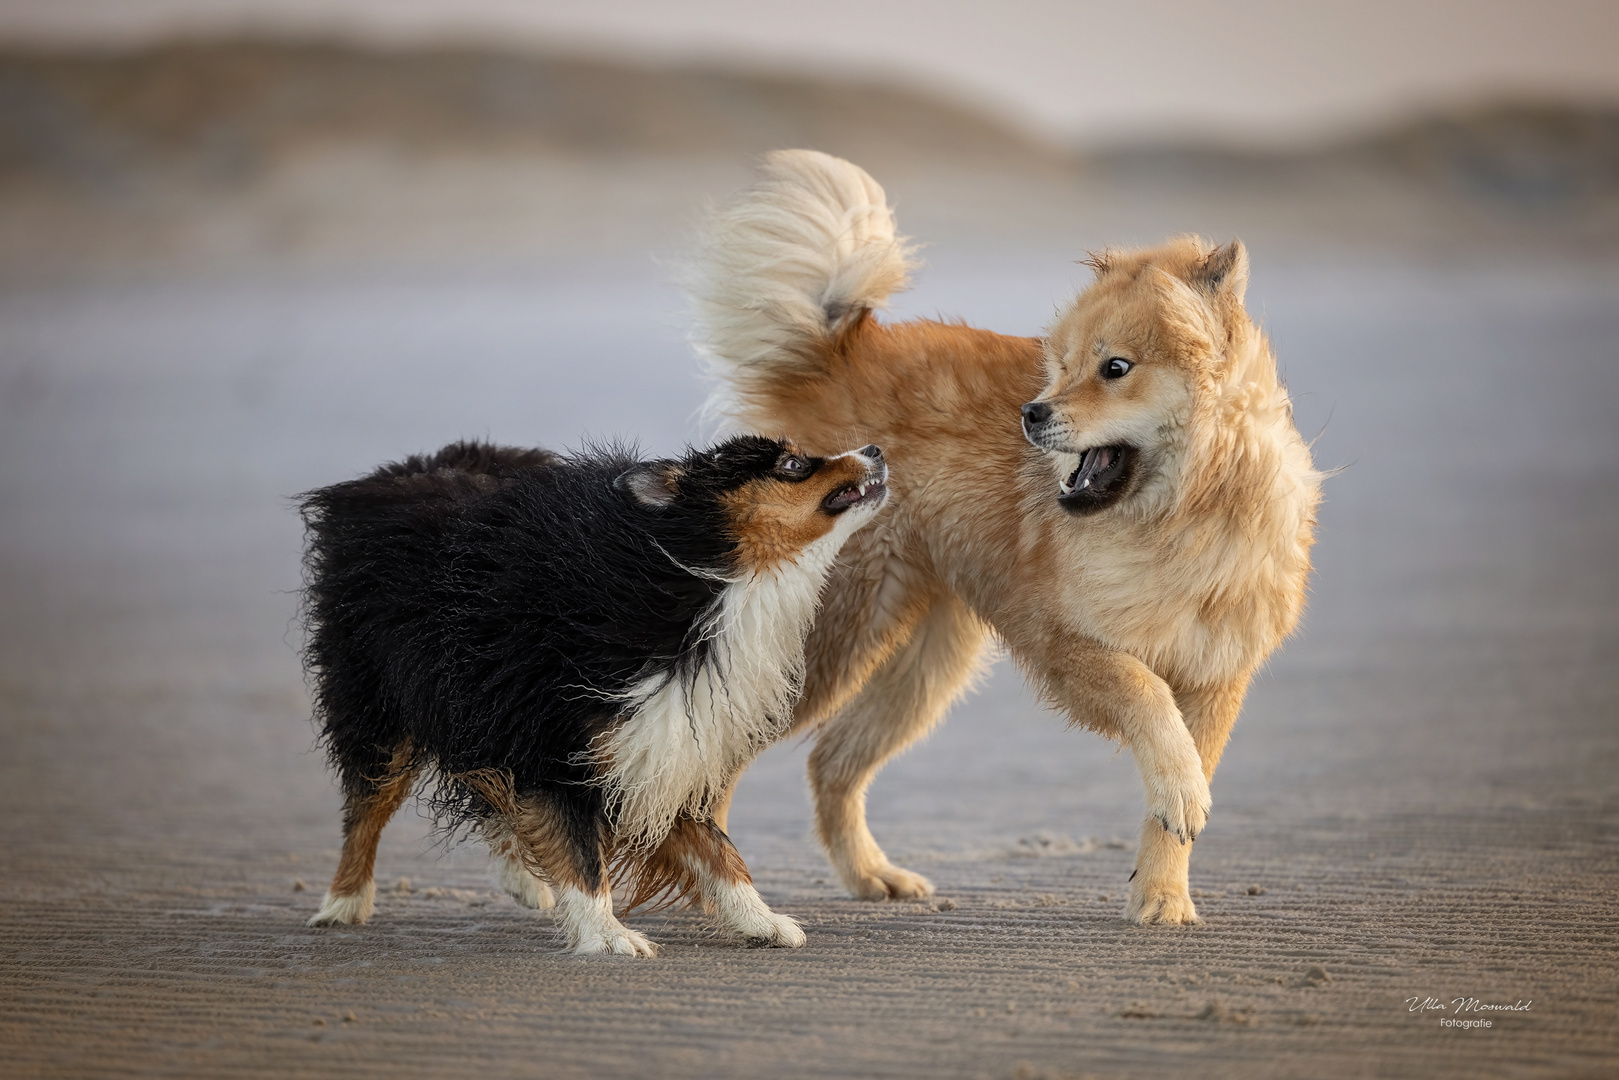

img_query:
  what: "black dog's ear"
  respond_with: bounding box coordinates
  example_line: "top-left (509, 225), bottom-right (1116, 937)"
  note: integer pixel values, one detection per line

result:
top-left (615, 462), bottom-right (682, 508)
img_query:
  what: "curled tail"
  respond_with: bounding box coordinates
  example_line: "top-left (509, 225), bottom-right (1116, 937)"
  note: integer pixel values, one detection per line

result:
top-left (687, 150), bottom-right (915, 427)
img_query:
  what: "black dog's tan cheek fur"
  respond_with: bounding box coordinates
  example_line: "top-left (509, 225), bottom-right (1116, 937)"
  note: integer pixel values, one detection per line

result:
top-left (720, 453), bottom-right (873, 574)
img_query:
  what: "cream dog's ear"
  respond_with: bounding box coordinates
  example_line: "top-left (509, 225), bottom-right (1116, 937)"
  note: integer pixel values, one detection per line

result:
top-left (1193, 239), bottom-right (1249, 306)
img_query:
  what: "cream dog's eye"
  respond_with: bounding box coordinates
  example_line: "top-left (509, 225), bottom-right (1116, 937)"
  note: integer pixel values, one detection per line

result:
top-left (1102, 357), bottom-right (1134, 380)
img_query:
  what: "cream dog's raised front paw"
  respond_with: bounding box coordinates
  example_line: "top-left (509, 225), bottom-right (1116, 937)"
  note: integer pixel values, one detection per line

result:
top-left (1147, 775), bottom-right (1211, 844)
top-left (1137, 736), bottom-right (1211, 844)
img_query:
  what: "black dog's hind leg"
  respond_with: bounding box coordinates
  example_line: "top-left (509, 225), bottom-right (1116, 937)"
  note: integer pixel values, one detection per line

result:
top-left (308, 741), bottom-right (418, 927)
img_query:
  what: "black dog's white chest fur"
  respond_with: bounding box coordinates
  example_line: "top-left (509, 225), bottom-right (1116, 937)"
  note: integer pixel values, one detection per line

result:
top-left (594, 527), bottom-right (844, 846)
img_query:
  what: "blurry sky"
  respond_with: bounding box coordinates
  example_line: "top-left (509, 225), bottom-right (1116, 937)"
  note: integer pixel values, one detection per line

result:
top-left (1, 0), bottom-right (1616, 147)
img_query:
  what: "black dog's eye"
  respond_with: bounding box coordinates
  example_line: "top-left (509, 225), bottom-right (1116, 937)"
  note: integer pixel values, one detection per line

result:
top-left (1102, 357), bottom-right (1134, 380)
top-left (777, 456), bottom-right (810, 478)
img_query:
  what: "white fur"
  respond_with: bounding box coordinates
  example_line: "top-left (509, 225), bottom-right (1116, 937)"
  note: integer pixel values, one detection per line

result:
top-left (479, 819), bottom-right (558, 910)
top-left (307, 883), bottom-right (374, 927)
top-left (555, 886), bottom-right (658, 956)
top-left (688, 149), bottom-right (915, 429)
top-left (594, 494), bottom-right (878, 849)
top-left (683, 855), bottom-right (806, 947)
top-left (494, 849), bottom-right (556, 910)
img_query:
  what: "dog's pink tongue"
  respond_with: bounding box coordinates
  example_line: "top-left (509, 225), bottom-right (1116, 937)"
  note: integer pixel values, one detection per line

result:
top-left (1079, 446), bottom-right (1112, 482)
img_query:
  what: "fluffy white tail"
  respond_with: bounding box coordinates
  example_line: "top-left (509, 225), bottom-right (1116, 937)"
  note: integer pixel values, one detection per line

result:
top-left (687, 150), bottom-right (915, 427)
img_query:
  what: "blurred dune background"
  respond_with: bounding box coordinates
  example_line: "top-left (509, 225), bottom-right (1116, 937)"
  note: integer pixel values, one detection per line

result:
top-left (0, 1), bottom-right (1616, 277)
top-left (2, 5), bottom-right (1617, 1079)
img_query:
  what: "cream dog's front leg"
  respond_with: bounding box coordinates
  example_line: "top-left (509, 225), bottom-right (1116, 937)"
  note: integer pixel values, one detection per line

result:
top-left (1124, 675), bottom-right (1254, 924)
top-left (1018, 629), bottom-right (1212, 924)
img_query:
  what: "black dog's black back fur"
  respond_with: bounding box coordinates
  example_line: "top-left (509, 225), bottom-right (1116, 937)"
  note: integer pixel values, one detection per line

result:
top-left (298, 436), bottom-right (791, 828)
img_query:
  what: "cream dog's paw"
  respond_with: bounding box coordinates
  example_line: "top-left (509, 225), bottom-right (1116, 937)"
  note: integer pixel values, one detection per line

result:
top-left (845, 862), bottom-right (935, 901)
top-left (1125, 885), bottom-right (1201, 926)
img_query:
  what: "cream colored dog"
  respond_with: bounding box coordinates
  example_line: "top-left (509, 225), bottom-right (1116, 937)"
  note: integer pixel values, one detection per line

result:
top-left (689, 150), bottom-right (1321, 924)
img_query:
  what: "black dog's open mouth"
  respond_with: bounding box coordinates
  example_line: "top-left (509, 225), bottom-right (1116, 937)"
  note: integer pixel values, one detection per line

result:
top-left (823, 475), bottom-right (887, 514)
top-left (1056, 445), bottom-right (1134, 512)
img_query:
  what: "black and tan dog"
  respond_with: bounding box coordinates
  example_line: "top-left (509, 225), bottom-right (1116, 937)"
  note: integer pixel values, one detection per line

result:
top-left (299, 436), bottom-right (886, 954)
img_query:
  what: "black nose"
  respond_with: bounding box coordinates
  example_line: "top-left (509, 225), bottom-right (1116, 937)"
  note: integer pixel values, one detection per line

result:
top-left (1022, 401), bottom-right (1052, 426)
top-left (858, 444), bottom-right (883, 461)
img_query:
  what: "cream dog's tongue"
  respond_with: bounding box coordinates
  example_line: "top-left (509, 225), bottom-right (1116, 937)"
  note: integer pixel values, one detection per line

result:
top-left (1064, 446), bottom-right (1114, 493)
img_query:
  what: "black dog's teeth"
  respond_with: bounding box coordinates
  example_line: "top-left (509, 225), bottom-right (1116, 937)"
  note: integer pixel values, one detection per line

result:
top-left (823, 479), bottom-right (882, 512)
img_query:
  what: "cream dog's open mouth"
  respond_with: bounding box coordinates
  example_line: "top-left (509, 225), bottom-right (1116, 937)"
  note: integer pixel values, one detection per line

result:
top-left (1056, 445), bottom-right (1134, 512)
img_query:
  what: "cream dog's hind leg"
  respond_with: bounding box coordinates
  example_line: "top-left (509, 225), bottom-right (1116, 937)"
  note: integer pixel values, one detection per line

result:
top-left (807, 596), bottom-right (992, 900)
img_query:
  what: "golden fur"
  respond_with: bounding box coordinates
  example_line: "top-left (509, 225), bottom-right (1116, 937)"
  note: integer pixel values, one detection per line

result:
top-left (690, 151), bottom-right (1321, 924)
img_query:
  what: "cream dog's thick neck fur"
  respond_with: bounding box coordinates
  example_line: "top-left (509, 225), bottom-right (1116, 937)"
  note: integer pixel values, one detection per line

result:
top-left (688, 150), bottom-right (1321, 922)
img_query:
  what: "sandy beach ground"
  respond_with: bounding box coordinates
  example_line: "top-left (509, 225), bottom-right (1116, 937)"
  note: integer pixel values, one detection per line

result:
top-left (1, 49), bottom-right (1617, 1077)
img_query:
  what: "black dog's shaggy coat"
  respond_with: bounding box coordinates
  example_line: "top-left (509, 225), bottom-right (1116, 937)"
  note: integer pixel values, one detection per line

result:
top-left (303, 440), bottom-right (737, 817)
top-left (299, 435), bottom-right (886, 954)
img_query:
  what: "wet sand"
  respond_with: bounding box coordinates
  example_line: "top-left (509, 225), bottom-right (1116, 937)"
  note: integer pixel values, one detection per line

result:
top-left (1, 245), bottom-right (1616, 1077)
